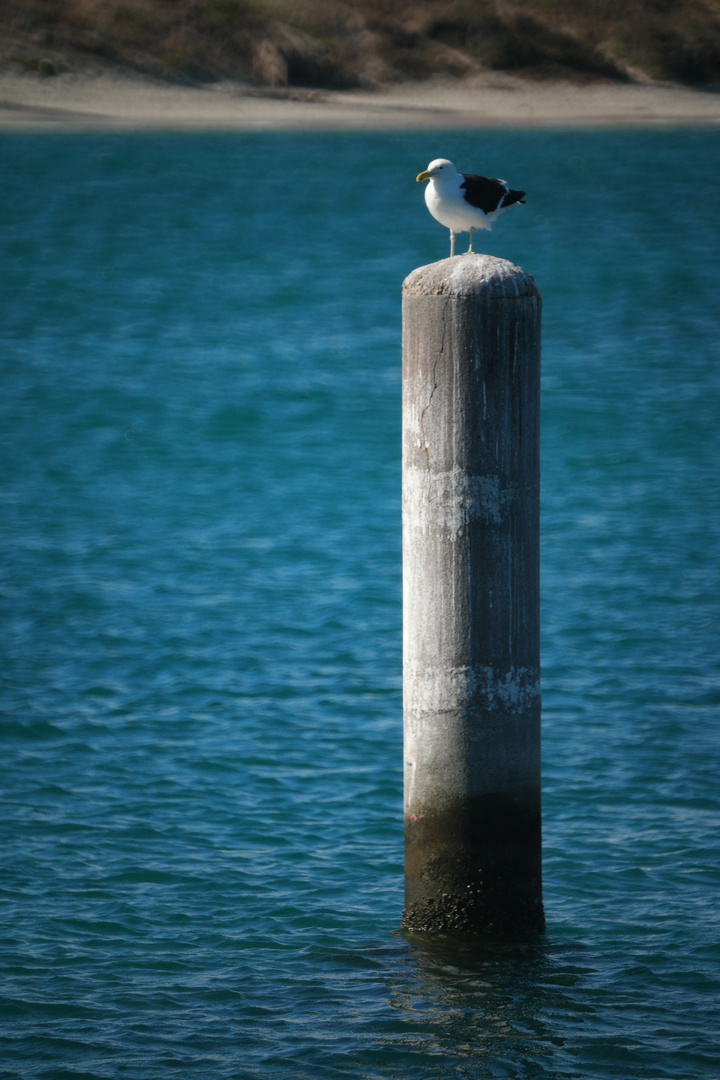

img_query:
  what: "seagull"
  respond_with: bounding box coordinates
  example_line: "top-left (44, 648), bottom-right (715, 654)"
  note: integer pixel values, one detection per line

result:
top-left (416, 158), bottom-right (526, 257)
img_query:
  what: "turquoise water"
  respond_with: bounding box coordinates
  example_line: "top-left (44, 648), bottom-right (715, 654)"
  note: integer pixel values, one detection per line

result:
top-left (1, 128), bottom-right (719, 1078)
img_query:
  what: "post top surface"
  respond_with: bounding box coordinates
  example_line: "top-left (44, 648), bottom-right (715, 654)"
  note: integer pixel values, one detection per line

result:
top-left (403, 254), bottom-right (538, 299)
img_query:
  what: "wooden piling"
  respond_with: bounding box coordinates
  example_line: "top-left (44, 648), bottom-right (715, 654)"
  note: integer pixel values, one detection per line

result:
top-left (401, 254), bottom-right (544, 937)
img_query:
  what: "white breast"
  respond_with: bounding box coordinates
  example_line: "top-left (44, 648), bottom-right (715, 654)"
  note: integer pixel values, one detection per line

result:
top-left (425, 180), bottom-right (491, 232)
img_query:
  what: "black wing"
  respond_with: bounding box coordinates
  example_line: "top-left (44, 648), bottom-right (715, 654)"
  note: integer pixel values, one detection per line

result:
top-left (461, 173), bottom-right (526, 214)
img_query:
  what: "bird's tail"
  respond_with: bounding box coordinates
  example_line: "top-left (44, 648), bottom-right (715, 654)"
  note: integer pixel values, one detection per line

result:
top-left (504, 189), bottom-right (526, 207)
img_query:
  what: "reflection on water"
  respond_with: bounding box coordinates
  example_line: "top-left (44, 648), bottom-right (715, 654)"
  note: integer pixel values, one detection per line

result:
top-left (378, 934), bottom-right (590, 1077)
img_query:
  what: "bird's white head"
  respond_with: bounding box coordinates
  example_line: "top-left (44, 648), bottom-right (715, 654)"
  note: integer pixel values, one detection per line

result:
top-left (416, 158), bottom-right (458, 183)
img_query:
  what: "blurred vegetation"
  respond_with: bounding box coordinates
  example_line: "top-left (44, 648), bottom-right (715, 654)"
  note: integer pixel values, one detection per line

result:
top-left (2, 0), bottom-right (720, 87)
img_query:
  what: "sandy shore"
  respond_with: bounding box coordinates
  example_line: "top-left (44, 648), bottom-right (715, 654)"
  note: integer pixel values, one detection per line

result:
top-left (1, 69), bottom-right (720, 130)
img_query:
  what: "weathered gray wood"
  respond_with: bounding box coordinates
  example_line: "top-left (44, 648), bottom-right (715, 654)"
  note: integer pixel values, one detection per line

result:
top-left (401, 253), bottom-right (544, 936)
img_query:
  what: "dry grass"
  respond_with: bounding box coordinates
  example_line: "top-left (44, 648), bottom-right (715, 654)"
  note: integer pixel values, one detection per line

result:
top-left (1, 0), bottom-right (719, 87)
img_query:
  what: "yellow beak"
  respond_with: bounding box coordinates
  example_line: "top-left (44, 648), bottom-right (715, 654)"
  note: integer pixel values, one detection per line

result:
top-left (416, 170), bottom-right (431, 182)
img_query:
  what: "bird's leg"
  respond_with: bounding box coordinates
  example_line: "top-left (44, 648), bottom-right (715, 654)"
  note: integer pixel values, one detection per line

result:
top-left (468, 227), bottom-right (474, 253)
top-left (449, 230), bottom-right (455, 257)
